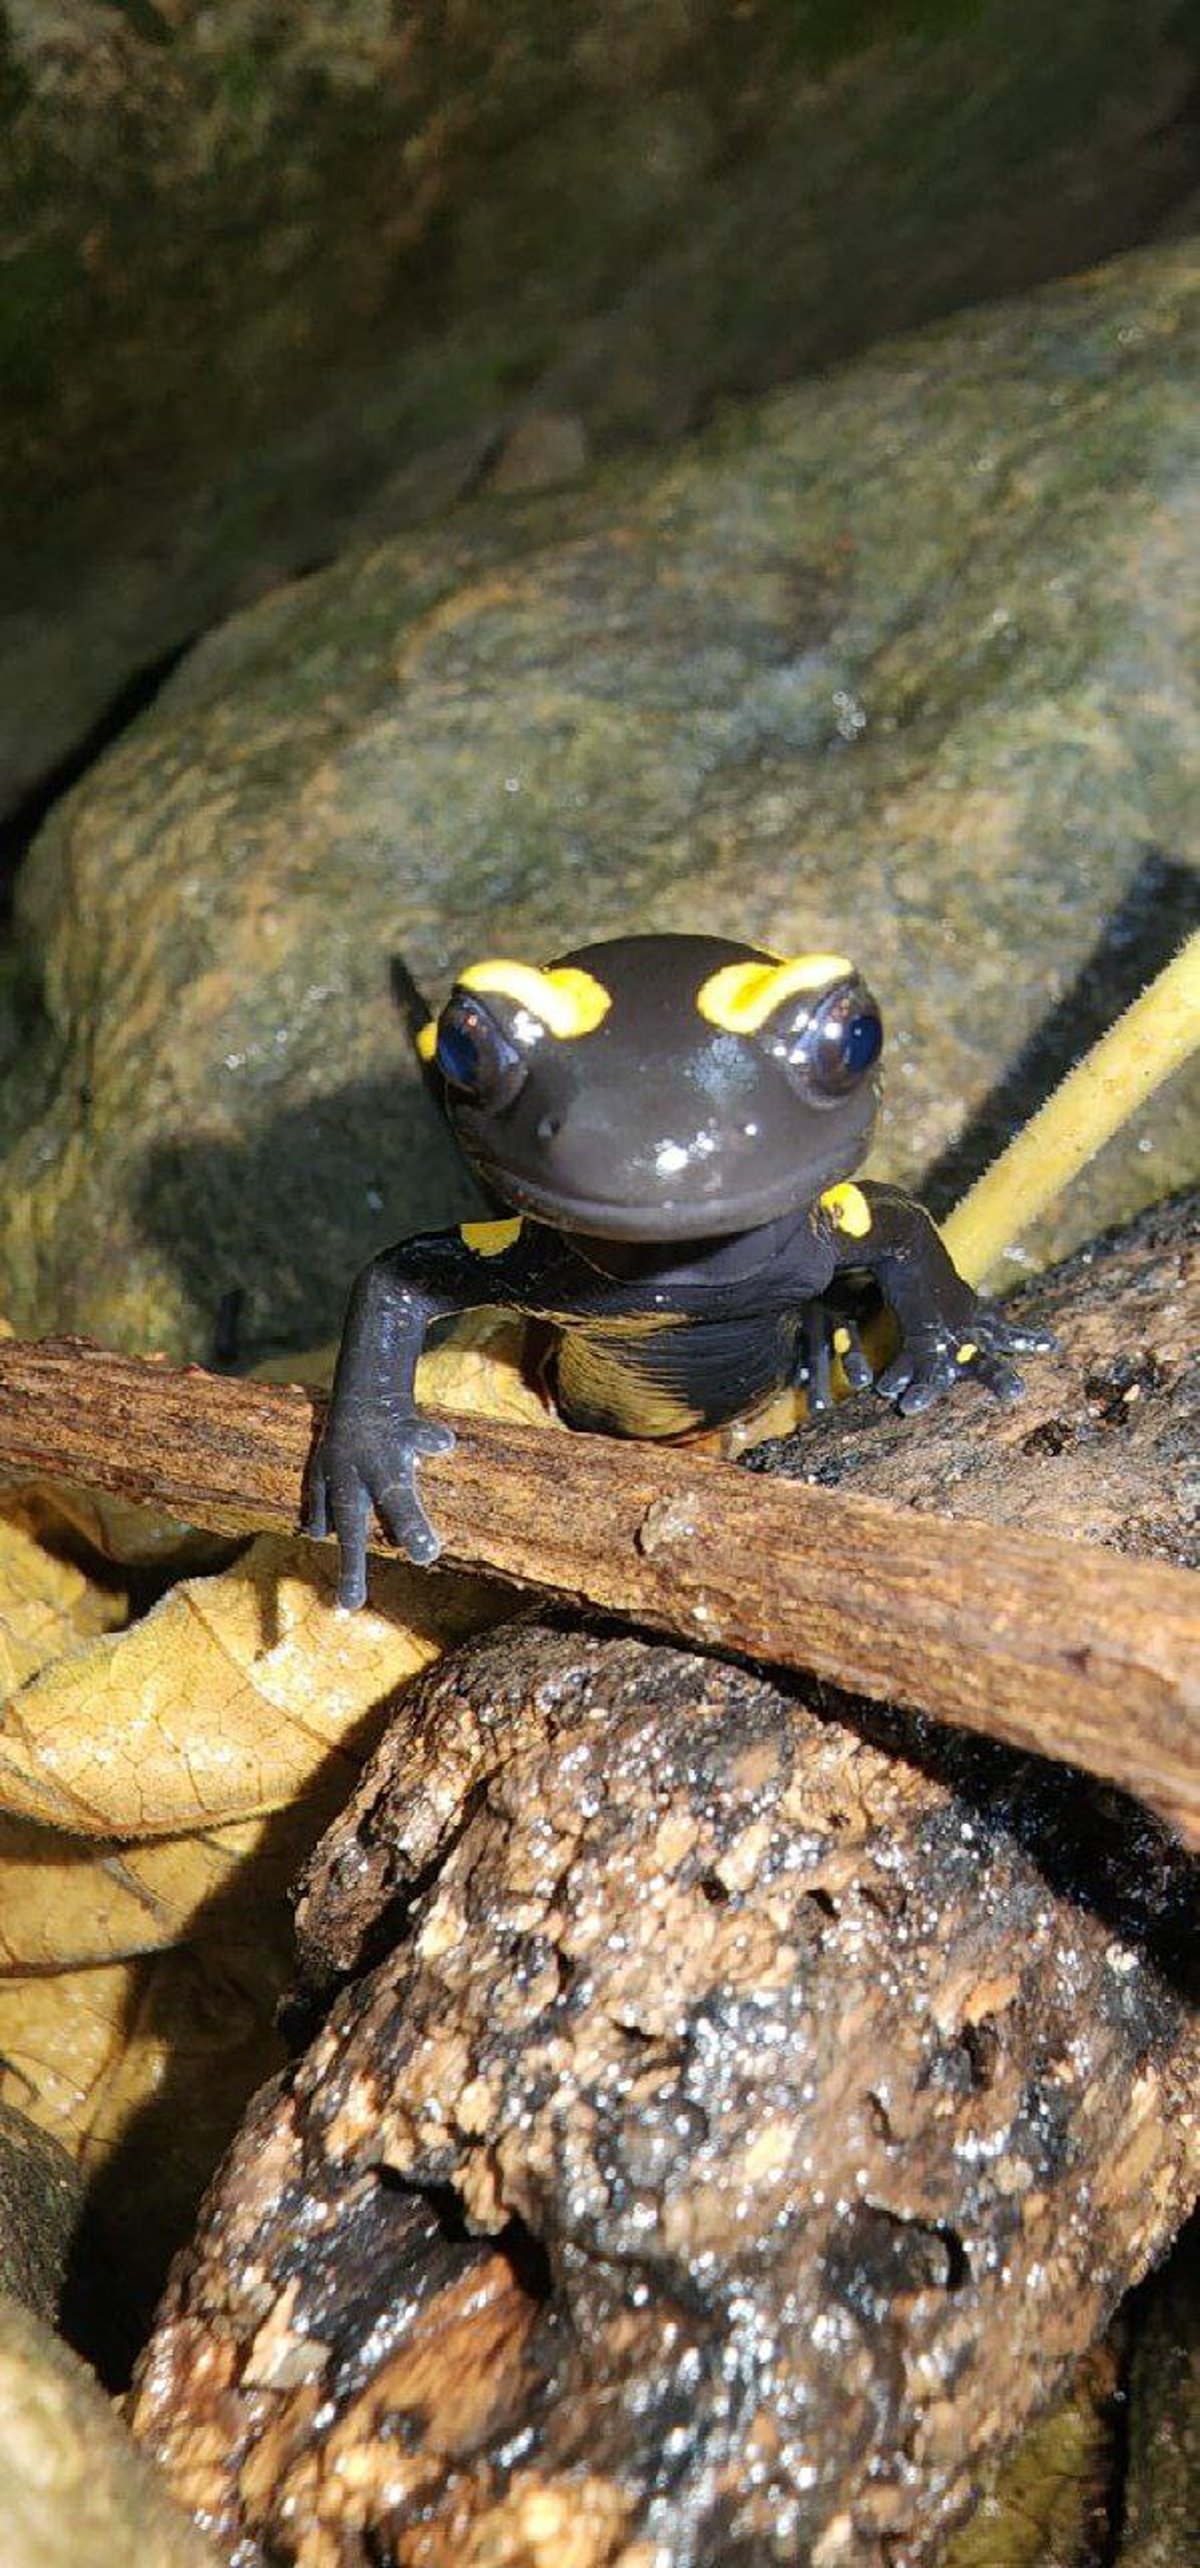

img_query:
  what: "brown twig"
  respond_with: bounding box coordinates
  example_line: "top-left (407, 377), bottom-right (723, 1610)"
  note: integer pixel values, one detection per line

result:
top-left (0, 1334), bottom-right (1197, 1846)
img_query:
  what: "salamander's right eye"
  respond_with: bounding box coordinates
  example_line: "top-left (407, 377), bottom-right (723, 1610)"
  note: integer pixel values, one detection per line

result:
top-left (435, 994), bottom-right (527, 1108)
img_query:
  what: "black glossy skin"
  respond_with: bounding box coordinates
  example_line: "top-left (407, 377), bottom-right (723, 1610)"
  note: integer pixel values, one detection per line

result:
top-left (308, 934), bottom-right (1053, 1607)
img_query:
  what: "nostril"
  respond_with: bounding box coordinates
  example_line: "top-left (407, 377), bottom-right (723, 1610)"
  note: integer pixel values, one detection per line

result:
top-left (536, 1115), bottom-right (562, 1144)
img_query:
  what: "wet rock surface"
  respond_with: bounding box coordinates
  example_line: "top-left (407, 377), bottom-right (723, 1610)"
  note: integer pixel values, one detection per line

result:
top-left (4, 0), bottom-right (1197, 822)
top-left (129, 1608), bottom-right (1199, 2564)
top-left (3, 237), bottom-right (1197, 1361)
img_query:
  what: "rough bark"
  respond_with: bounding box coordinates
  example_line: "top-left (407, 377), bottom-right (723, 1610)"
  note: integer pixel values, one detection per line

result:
top-left (1, 1191), bottom-right (1198, 1845)
top-left (129, 1613), bottom-right (1199, 2566)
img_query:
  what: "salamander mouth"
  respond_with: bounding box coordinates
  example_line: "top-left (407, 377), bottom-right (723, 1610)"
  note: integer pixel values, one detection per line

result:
top-left (460, 1144), bottom-right (866, 1243)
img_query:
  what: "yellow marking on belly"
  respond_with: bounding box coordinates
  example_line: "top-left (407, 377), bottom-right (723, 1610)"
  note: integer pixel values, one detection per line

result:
top-left (697, 953), bottom-right (851, 1032)
top-left (458, 960), bottom-right (611, 1037)
top-left (459, 1217), bottom-right (524, 1257)
top-left (820, 1182), bottom-right (872, 1239)
top-left (556, 1330), bottom-right (702, 1439)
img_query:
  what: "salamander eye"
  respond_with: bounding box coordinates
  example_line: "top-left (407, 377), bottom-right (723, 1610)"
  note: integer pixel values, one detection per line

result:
top-left (807, 978), bottom-right (883, 1093)
top-left (766, 974), bottom-right (883, 1096)
top-left (435, 994), bottom-right (526, 1107)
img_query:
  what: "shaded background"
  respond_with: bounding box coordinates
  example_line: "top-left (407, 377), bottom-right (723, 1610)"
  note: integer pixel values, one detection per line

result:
top-left (3, 0), bottom-right (1198, 854)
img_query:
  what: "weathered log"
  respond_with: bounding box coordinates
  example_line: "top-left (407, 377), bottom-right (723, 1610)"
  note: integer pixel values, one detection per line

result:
top-left (1, 1192), bottom-right (1197, 1843)
top-left (128, 1618), bottom-right (1200, 2565)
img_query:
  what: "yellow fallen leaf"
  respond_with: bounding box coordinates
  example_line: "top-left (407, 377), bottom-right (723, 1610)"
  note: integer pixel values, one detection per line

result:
top-left (0, 1312), bottom-right (535, 2310)
top-left (0, 1512), bottom-right (126, 1694)
top-left (0, 1940), bottom-right (290, 2322)
top-left (0, 1792), bottom-right (348, 1974)
top-left (0, 1959), bottom-right (141, 2153)
top-left (76, 1931), bottom-right (290, 2178)
top-left (0, 1533), bottom-right (505, 1837)
top-left (82, 1935), bottom-right (295, 2334)
top-left (1, 1475), bottom-right (231, 1574)
top-left (259, 1310), bottom-right (559, 1432)
top-left (416, 1314), bottom-right (563, 1429)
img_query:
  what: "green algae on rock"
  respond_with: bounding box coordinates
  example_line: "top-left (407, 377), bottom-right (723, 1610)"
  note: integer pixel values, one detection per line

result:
top-left (1, 239), bottom-right (1197, 1359)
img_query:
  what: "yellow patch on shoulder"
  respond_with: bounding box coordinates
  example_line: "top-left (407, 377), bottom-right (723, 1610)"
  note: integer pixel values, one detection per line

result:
top-left (459, 1217), bottom-right (524, 1258)
top-left (956, 1340), bottom-right (978, 1364)
top-left (458, 959), bottom-right (611, 1037)
top-left (820, 1182), bottom-right (872, 1239)
top-left (831, 1325), bottom-right (852, 1356)
top-left (415, 1018), bottom-right (437, 1062)
top-left (697, 953), bottom-right (851, 1033)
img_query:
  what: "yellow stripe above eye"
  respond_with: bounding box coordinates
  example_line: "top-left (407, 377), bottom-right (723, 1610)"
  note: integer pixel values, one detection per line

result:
top-left (697, 953), bottom-right (852, 1032)
top-left (457, 959), bottom-right (611, 1037)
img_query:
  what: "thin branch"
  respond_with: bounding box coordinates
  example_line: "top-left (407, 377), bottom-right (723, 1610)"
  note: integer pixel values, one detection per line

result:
top-left (1, 1335), bottom-right (1196, 1846)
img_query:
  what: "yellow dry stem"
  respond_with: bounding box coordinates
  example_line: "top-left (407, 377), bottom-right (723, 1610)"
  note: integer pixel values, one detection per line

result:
top-left (943, 929), bottom-right (1200, 1287)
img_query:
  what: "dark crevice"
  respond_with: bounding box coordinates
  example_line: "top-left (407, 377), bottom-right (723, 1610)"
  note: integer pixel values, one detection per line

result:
top-left (0, 640), bottom-right (194, 923)
top-left (375, 2169), bottom-right (473, 2243)
top-left (824, 2203), bottom-right (970, 2324)
top-left (698, 1870), bottom-right (731, 1906)
top-left (373, 2165), bottom-right (554, 2304)
top-left (959, 2017), bottom-right (1002, 2092)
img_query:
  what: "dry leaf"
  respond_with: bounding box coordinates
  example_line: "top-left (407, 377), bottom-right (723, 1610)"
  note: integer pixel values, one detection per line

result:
top-left (0, 1961), bottom-right (142, 2154)
top-left (0, 1533), bottom-right (506, 1837)
top-left (0, 1939), bottom-right (288, 2187)
top-left (79, 1936), bottom-right (296, 2342)
top-left (258, 1311), bottom-right (559, 1433)
top-left (415, 1315), bottom-right (563, 1430)
top-left (1, 1476), bottom-right (229, 1575)
top-left (0, 1513), bottom-right (125, 1694)
top-left (0, 1319), bottom-right (526, 2284)
top-left (0, 1796), bottom-right (347, 1974)
top-left (0, 1940), bottom-right (291, 2335)
top-left (943, 2346), bottom-right (1116, 2564)
top-left (76, 1934), bottom-right (290, 2179)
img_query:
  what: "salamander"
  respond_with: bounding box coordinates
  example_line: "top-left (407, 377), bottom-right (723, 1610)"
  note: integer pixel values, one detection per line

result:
top-left (308, 933), bottom-right (1053, 1606)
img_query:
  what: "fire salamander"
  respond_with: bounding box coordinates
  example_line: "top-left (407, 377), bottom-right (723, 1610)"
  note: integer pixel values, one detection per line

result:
top-left (308, 934), bottom-right (1053, 1606)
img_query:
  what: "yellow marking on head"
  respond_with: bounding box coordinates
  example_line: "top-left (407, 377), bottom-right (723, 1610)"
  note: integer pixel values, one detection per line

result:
top-left (458, 959), bottom-right (611, 1037)
top-left (832, 1325), bottom-right (852, 1356)
top-left (697, 953), bottom-right (852, 1033)
top-left (459, 1217), bottom-right (524, 1257)
top-left (820, 1182), bottom-right (872, 1239)
top-left (956, 1340), bottom-right (978, 1364)
top-left (415, 1018), bottom-right (438, 1062)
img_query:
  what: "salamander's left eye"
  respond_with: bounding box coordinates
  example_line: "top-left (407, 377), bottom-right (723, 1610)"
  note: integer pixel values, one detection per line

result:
top-left (435, 995), bottom-right (526, 1107)
top-left (807, 978), bottom-right (883, 1092)
top-left (767, 974), bottom-right (882, 1096)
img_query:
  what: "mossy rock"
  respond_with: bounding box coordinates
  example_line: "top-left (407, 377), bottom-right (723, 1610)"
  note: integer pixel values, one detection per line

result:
top-left (1, 240), bottom-right (1196, 1360)
top-left (2, 0), bottom-right (1197, 816)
